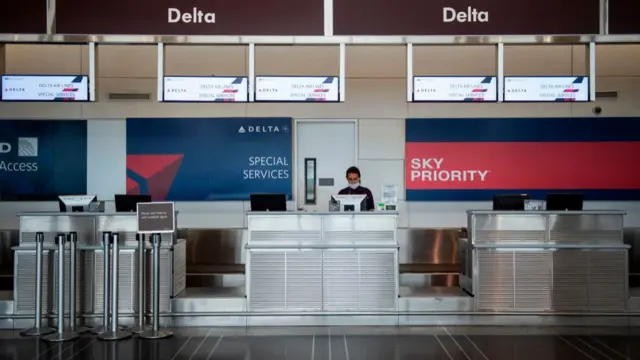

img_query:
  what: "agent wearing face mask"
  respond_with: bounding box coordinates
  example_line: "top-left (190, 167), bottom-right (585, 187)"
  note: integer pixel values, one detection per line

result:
top-left (338, 166), bottom-right (375, 211)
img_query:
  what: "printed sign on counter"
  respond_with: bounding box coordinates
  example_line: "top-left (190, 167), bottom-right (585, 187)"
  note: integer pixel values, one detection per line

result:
top-left (163, 76), bottom-right (248, 102)
top-left (255, 76), bottom-right (339, 102)
top-left (1, 75), bottom-right (89, 101)
top-left (137, 202), bottom-right (175, 234)
top-left (413, 76), bottom-right (497, 102)
top-left (504, 76), bottom-right (589, 102)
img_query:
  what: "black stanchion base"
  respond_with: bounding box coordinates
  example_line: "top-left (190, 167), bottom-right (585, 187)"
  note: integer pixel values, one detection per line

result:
top-left (90, 325), bottom-right (125, 335)
top-left (126, 325), bottom-right (152, 334)
top-left (72, 326), bottom-right (92, 334)
top-left (97, 330), bottom-right (132, 341)
top-left (41, 332), bottom-right (79, 343)
top-left (138, 330), bottom-right (173, 340)
top-left (20, 326), bottom-right (55, 337)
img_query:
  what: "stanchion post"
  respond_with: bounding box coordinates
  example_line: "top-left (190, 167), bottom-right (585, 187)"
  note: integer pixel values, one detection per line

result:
top-left (68, 232), bottom-right (89, 334)
top-left (127, 233), bottom-right (151, 334)
top-left (139, 233), bottom-right (172, 340)
top-left (98, 233), bottom-right (132, 341)
top-left (90, 232), bottom-right (111, 334)
top-left (20, 232), bottom-right (55, 336)
top-left (42, 234), bottom-right (78, 342)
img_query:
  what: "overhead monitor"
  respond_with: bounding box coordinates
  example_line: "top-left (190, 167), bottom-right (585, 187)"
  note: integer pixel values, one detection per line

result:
top-left (163, 76), bottom-right (248, 102)
top-left (1, 75), bottom-right (89, 101)
top-left (330, 194), bottom-right (367, 212)
top-left (504, 76), bottom-right (589, 102)
top-left (254, 76), bottom-right (339, 102)
top-left (413, 76), bottom-right (498, 102)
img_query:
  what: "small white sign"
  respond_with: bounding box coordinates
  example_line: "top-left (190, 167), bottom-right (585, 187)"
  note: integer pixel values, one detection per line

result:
top-left (1, 75), bottom-right (89, 101)
top-left (255, 76), bottom-right (339, 102)
top-left (137, 202), bottom-right (176, 234)
top-left (504, 76), bottom-right (589, 102)
top-left (413, 76), bottom-right (497, 102)
top-left (163, 76), bottom-right (248, 102)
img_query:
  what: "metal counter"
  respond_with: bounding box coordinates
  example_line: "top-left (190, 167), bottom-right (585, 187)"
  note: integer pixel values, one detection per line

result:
top-left (12, 212), bottom-right (186, 323)
top-left (246, 211), bottom-right (399, 313)
top-left (462, 210), bottom-right (629, 313)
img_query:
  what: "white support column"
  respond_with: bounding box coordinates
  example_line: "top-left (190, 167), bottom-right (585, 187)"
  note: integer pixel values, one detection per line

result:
top-left (588, 42), bottom-right (597, 101)
top-left (496, 43), bottom-right (505, 102)
top-left (248, 43), bottom-right (255, 102)
top-left (406, 43), bottom-right (413, 102)
top-left (88, 42), bottom-right (96, 102)
top-left (600, 0), bottom-right (609, 35)
top-left (156, 43), bottom-right (164, 102)
top-left (323, 0), bottom-right (334, 36)
top-left (46, 0), bottom-right (56, 34)
top-left (339, 43), bottom-right (346, 102)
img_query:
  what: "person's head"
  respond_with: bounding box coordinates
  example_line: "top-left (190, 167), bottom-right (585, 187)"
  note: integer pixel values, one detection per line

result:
top-left (346, 166), bottom-right (361, 189)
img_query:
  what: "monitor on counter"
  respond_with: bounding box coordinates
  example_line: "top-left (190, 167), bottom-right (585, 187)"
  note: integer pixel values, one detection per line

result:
top-left (250, 193), bottom-right (287, 212)
top-left (115, 194), bottom-right (152, 212)
top-left (58, 195), bottom-right (97, 212)
top-left (492, 194), bottom-right (530, 211)
top-left (545, 193), bottom-right (584, 211)
top-left (330, 194), bottom-right (367, 212)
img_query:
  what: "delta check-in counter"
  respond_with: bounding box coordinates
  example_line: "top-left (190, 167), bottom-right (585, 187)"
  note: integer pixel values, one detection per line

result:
top-left (245, 211), bottom-right (399, 324)
top-left (461, 210), bottom-right (630, 313)
top-left (11, 212), bottom-right (186, 328)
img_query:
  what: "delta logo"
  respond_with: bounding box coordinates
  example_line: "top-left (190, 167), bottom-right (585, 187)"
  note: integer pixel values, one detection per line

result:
top-left (0, 137), bottom-right (39, 172)
top-left (238, 125), bottom-right (289, 134)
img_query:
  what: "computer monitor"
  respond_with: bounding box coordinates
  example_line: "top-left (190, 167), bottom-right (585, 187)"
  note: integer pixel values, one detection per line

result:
top-left (545, 193), bottom-right (584, 211)
top-left (492, 194), bottom-right (530, 211)
top-left (250, 193), bottom-right (287, 211)
top-left (115, 194), bottom-right (152, 212)
top-left (330, 194), bottom-right (367, 212)
top-left (58, 195), bottom-right (97, 212)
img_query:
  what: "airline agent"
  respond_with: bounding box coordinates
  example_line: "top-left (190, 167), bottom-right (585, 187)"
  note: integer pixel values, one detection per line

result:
top-left (338, 166), bottom-right (375, 211)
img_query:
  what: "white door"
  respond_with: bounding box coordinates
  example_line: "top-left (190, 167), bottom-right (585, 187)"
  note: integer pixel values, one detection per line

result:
top-left (295, 120), bottom-right (357, 211)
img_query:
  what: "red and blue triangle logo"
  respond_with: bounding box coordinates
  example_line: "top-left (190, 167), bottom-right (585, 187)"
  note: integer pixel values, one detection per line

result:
top-left (126, 154), bottom-right (183, 201)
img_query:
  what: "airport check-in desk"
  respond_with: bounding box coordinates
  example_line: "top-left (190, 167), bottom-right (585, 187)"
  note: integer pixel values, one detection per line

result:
top-left (461, 210), bottom-right (629, 313)
top-left (12, 212), bottom-right (186, 326)
top-left (246, 212), bottom-right (399, 313)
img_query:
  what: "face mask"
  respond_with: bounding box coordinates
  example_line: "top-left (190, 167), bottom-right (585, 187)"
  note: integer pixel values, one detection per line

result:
top-left (348, 183), bottom-right (359, 190)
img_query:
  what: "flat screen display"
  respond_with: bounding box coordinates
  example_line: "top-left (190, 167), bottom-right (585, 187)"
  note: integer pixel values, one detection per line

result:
top-left (255, 76), bottom-right (339, 102)
top-left (413, 76), bottom-right (498, 102)
top-left (504, 76), bottom-right (590, 102)
top-left (163, 76), bottom-right (248, 102)
top-left (1, 75), bottom-right (89, 101)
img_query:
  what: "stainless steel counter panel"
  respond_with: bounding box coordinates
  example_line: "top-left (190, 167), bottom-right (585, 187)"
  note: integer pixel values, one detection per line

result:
top-left (13, 212), bottom-right (186, 319)
top-left (13, 240), bottom-right (186, 316)
top-left (246, 212), bottom-right (399, 313)
top-left (465, 210), bottom-right (629, 313)
top-left (19, 212), bottom-right (174, 246)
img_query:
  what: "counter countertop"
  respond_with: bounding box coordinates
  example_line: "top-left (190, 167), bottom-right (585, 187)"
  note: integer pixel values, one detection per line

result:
top-left (467, 210), bottom-right (626, 215)
top-left (18, 211), bottom-right (177, 217)
top-left (246, 211), bottom-right (399, 216)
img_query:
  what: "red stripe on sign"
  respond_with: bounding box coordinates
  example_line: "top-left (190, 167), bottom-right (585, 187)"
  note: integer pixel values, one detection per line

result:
top-left (405, 142), bottom-right (640, 190)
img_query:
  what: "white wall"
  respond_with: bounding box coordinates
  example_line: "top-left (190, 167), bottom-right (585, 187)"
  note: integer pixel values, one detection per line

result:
top-left (2, 44), bottom-right (640, 229)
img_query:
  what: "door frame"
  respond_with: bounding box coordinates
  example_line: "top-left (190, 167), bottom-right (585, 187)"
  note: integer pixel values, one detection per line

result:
top-left (293, 119), bottom-right (359, 205)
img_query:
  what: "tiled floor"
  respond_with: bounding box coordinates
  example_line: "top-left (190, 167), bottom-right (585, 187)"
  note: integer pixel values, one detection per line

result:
top-left (0, 327), bottom-right (637, 360)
